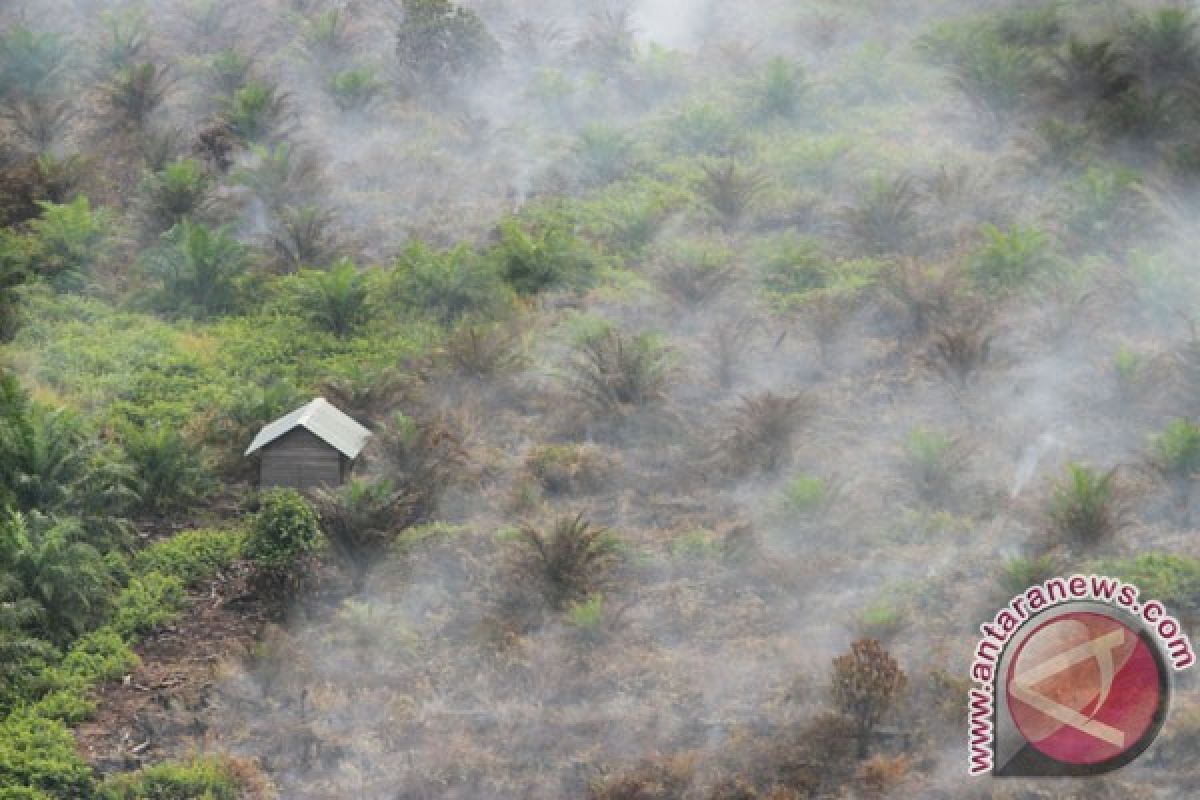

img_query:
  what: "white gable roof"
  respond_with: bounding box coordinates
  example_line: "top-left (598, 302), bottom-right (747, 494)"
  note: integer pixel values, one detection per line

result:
top-left (244, 397), bottom-right (371, 458)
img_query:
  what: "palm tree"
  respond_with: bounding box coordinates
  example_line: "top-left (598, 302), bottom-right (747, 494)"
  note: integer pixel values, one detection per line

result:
top-left (270, 205), bottom-right (340, 272)
top-left (121, 422), bottom-right (209, 515)
top-left (0, 238), bottom-right (28, 341)
top-left (297, 259), bottom-right (370, 338)
top-left (0, 511), bottom-right (112, 643)
top-left (144, 220), bottom-right (247, 318)
top-left (311, 478), bottom-right (417, 591)
top-left (100, 62), bottom-right (172, 135)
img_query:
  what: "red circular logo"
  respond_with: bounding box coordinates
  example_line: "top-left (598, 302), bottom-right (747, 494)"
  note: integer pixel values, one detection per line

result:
top-left (1005, 611), bottom-right (1164, 765)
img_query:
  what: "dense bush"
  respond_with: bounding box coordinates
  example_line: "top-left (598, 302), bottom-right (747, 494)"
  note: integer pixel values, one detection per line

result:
top-left (489, 217), bottom-right (601, 295)
top-left (0, 710), bottom-right (94, 797)
top-left (98, 757), bottom-right (240, 800)
top-left (120, 422), bottom-right (210, 514)
top-left (391, 241), bottom-right (509, 323)
top-left (244, 488), bottom-right (321, 575)
top-left (141, 220), bottom-right (249, 318)
top-left (132, 528), bottom-right (243, 587)
top-left (108, 571), bottom-right (186, 639)
top-left (395, 0), bottom-right (498, 96)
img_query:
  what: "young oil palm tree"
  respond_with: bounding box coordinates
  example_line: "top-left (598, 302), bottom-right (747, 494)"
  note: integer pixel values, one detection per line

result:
top-left (0, 511), bottom-right (113, 644)
top-left (297, 259), bottom-right (371, 338)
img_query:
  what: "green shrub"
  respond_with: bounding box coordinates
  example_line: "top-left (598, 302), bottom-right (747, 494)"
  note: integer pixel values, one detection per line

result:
top-left (295, 260), bottom-right (372, 337)
top-left (999, 554), bottom-right (1059, 596)
top-left (778, 474), bottom-right (838, 516)
top-left (1095, 553), bottom-right (1200, 610)
top-left (903, 427), bottom-right (966, 504)
top-left (99, 756), bottom-right (240, 800)
top-left (395, 0), bottom-right (498, 95)
top-left (132, 529), bottom-right (244, 586)
top-left (140, 159), bottom-right (212, 235)
top-left (57, 628), bottom-right (138, 685)
top-left (489, 217), bottom-right (600, 295)
top-left (1150, 419), bottom-right (1200, 480)
top-left (0, 710), bottom-right (94, 797)
top-left (327, 68), bottom-right (381, 111)
top-left (1047, 463), bottom-right (1127, 547)
top-left (25, 197), bottom-right (112, 291)
top-left (562, 326), bottom-right (674, 416)
top-left (223, 80), bottom-right (289, 143)
top-left (108, 572), bottom-right (187, 640)
top-left (754, 57), bottom-right (806, 120)
top-left (969, 223), bottom-right (1055, 291)
top-left (121, 422), bottom-right (211, 514)
top-left (245, 488), bottom-right (321, 570)
top-left (142, 220), bottom-right (249, 319)
top-left (30, 688), bottom-right (95, 725)
top-left (391, 241), bottom-right (509, 323)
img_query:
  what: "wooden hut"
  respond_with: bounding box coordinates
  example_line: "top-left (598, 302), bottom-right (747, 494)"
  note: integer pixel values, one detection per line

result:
top-left (244, 397), bottom-right (370, 490)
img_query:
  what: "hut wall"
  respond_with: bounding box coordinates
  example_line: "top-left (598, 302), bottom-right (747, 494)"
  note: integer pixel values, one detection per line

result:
top-left (259, 427), bottom-right (343, 489)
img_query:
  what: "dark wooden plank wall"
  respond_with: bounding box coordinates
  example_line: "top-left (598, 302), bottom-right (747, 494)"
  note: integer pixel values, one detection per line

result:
top-left (260, 427), bottom-right (343, 489)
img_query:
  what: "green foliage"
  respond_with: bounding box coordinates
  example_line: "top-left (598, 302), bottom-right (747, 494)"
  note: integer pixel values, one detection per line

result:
top-left (245, 488), bottom-right (321, 570)
top-left (840, 175), bottom-right (921, 256)
top-left (132, 529), bottom-right (244, 587)
top-left (999, 554), bottom-right (1059, 596)
top-left (696, 159), bottom-right (767, 232)
top-left (903, 427), bottom-right (965, 504)
top-left (234, 142), bottom-right (321, 211)
top-left (969, 223), bottom-right (1054, 291)
top-left (1150, 419), bottom-right (1200, 480)
top-left (1095, 553), bottom-right (1200, 610)
top-left (108, 572), bottom-right (186, 639)
top-left (0, 26), bottom-right (68, 102)
top-left (565, 594), bottom-right (608, 640)
top-left (295, 260), bottom-right (371, 337)
top-left (574, 125), bottom-right (637, 185)
top-left (96, 10), bottom-right (148, 74)
top-left (662, 101), bottom-right (743, 157)
top-left (120, 422), bottom-right (210, 514)
top-left (99, 757), bottom-right (240, 800)
top-left (56, 628), bottom-right (138, 685)
top-left (206, 48), bottom-right (253, 96)
top-left (395, 0), bottom-right (498, 94)
top-left (100, 62), bottom-right (170, 134)
top-left (1063, 165), bottom-right (1147, 248)
top-left (392, 240), bottom-right (508, 323)
top-left (0, 512), bottom-right (114, 643)
top-left (778, 474), bottom-right (837, 516)
top-left (327, 68), bottom-right (381, 111)
top-left (0, 710), bottom-right (94, 797)
top-left (223, 80), bottom-right (288, 143)
top-left (311, 478), bottom-right (413, 590)
top-left (303, 8), bottom-right (353, 62)
top-left (514, 513), bottom-right (618, 610)
top-left (919, 23), bottom-right (1041, 115)
top-left (489, 217), bottom-right (600, 295)
top-left (562, 325), bottom-right (674, 416)
top-left (142, 220), bottom-right (248, 318)
top-left (1047, 463), bottom-right (1126, 548)
top-left (754, 57), bottom-right (806, 121)
top-left (0, 234), bottom-right (30, 340)
top-left (757, 234), bottom-right (832, 299)
top-left (141, 159), bottom-right (212, 235)
top-left (1123, 7), bottom-right (1200, 87)
top-left (25, 197), bottom-right (111, 291)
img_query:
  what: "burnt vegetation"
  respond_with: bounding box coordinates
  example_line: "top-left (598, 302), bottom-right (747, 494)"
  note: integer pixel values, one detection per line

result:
top-left (3, 1), bottom-right (1200, 798)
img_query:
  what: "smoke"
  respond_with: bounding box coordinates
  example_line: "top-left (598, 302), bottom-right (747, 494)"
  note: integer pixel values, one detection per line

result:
top-left (9, 0), bottom-right (1200, 796)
